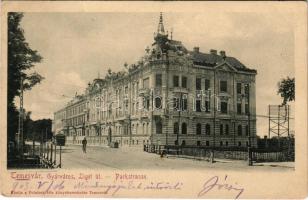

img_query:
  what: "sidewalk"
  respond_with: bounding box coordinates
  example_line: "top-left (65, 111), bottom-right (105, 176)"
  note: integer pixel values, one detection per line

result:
top-left (166, 154), bottom-right (295, 169)
top-left (253, 162), bottom-right (294, 168)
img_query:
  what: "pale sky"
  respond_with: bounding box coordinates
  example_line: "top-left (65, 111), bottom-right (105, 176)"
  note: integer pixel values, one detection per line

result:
top-left (19, 12), bottom-right (295, 136)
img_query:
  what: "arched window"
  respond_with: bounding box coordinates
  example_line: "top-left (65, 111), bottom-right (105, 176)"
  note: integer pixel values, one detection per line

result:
top-left (136, 123), bottom-right (139, 135)
top-left (156, 120), bottom-right (162, 134)
top-left (181, 123), bottom-right (187, 134)
top-left (220, 124), bottom-right (223, 135)
top-left (175, 140), bottom-right (178, 145)
top-left (196, 123), bottom-right (202, 135)
top-left (238, 125), bottom-right (242, 136)
top-left (225, 124), bottom-right (229, 135)
top-left (155, 97), bottom-right (162, 109)
top-left (174, 122), bottom-right (179, 134)
top-left (181, 140), bottom-right (186, 146)
top-left (245, 125), bottom-right (249, 136)
top-left (206, 124), bottom-right (211, 135)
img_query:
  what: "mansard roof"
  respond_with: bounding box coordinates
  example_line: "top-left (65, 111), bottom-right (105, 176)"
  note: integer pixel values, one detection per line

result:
top-left (190, 51), bottom-right (257, 73)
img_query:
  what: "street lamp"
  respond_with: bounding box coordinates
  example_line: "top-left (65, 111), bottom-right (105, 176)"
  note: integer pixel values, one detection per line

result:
top-left (244, 83), bottom-right (253, 166)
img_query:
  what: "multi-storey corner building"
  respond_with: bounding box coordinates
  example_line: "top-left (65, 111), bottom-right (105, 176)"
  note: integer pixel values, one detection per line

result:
top-left (52, 13), bottom-right (257, 148)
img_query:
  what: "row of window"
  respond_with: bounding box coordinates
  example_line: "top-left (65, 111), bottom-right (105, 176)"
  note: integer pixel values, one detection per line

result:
top-left (66, 115), bottom-right (86, 127)
top-left (173, 97), bottom-right (249, 114)
top-left (88, 96), bottom-right (247, 116)
top-left (75, 139), bottom-right (150, 145)
top-left (155, 74), bottom-right (250, 95)
top-left (63, 76), bottom-right (251, 120)
top-left (220, 124), bottom-right (250, 136)
top-left (69, 123), bottom-right (151, 136)
top-left (116, 74), bottom-right (249, 95)
top-left (84, 80), bottom-right (249, 118)
top-left (237, 103), bottom-right (249, 115)
top-left (175, 140), bottom-right (249, 147)
top-left (67, 103), bottom-right (86, 117)
top-left (157, 122), bottom-right (250, 136)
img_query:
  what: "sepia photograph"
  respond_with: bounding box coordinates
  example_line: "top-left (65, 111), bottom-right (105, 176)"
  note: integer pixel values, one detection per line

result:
top-left (7, 11), bottom-right (295, 170)
top-left (1, 2), bottom-right (307, 199)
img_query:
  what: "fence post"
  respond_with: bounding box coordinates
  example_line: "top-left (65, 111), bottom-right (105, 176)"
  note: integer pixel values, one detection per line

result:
top-left (47, 143), bottom-right (49, 161)
top-left (43, 143), bottom-right (45, 158)
top-left (54, 144), bottom-right (57, 166)
top-left (59, 146), bottom-right (62, 168)
top-left (248, 147), bottom-right (253, 166)
top-left (50, 144), bottom-right (53, 166)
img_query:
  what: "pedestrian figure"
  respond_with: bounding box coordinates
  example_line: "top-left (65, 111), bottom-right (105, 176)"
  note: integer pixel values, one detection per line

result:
top-left (160, 150), bottom-right (166, 158)
top-left (82, 137), bottom-right (87, 153)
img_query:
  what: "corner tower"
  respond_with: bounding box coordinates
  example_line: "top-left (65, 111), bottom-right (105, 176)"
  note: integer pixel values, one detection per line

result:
top-left (154, 13), bottom-right (169, 52)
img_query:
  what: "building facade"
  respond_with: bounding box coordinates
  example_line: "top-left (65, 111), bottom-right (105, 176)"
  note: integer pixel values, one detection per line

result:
top-left (52, 13), bottom-right (258, 148)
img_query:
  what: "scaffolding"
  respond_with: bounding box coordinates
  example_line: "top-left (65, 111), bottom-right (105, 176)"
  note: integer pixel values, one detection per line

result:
top-left (268, 105), bottom-right (290, 148)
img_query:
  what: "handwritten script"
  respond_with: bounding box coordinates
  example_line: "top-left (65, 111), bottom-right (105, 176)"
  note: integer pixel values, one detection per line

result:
top-left (10, 172), bottom-right (183, 196)
top-left (197, 175), bottom-right (244, 199)
top-left (9, 172), bottom-right (245, 198)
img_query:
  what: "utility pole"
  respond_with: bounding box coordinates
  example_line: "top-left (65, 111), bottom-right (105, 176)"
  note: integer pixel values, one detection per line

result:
top-left (268, 106), bottom-right (271, 138)
top-left (278, 105), bottom-right (281, 149)
top-left (165, 52), bottom-right (170, 148)
top-left (246, 83), bottom-right (252, 166)
top-left (177, 93), bottom-right (181, 147)
top-left (211, 69), bottom-right (216, 163)
top-left (18, 77), bottom-right (24, 160)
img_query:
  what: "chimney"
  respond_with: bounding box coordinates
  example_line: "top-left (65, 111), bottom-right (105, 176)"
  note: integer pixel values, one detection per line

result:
top-left (193, 47), bottom-right (200, 53)
top-left (210, 49), bottom-right (217, 55)
top-left (220, 50), bottom-right (226, 58)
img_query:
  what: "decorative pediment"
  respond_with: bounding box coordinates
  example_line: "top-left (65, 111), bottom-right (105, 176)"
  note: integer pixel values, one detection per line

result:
top-left (215, 62), bottom-right (237, 72)
top-left (218, 93), bottom-right (231, 101)
top-left (219, 96), bottom-right (230, 101)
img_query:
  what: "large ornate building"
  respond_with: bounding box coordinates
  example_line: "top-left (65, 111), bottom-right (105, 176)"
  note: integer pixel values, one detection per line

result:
top-left (52, 13), bottom-right (257, 148)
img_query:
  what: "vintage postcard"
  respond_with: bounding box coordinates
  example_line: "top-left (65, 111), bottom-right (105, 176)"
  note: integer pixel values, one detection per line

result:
top-left (0, 1), bottom-right (307, 199)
